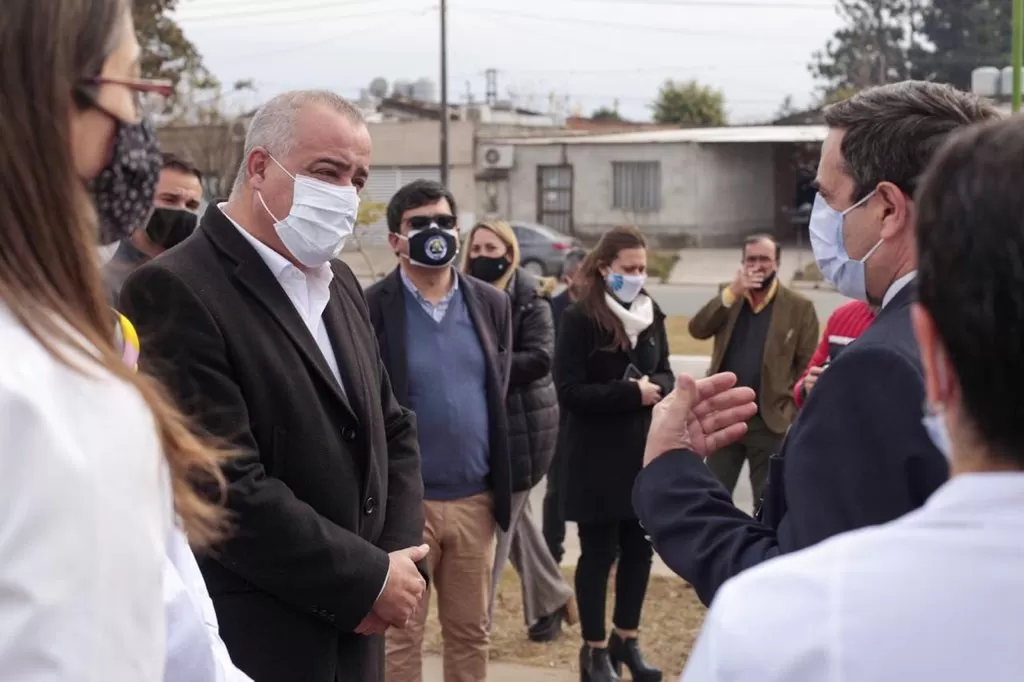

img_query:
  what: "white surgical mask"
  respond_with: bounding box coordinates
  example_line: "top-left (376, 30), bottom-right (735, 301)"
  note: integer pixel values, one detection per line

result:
top-left (606, 271), bottom-right (646, 304)
top-left (921, 354), bottom-right (954, 462)
top-left (258, 156), bottom-right (360, 267)
top-left (809, 191), bottom-right (883, 301)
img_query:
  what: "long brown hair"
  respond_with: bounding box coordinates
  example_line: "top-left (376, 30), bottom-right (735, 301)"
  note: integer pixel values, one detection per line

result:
top-left (0, 0), bottom-right (228, 547)
top-left (573, 226), bottom-right (648, 351)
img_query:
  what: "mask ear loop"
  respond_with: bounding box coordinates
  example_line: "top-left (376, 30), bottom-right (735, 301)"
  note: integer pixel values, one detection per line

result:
top-left (924, 348), bottom-right (951, 416)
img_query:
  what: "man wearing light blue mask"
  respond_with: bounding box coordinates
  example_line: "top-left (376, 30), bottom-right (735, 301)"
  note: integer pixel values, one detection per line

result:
top-left (633, 81), bottom-right (1000, 609)
top-left (678, 103), bottom-right (1024, 682)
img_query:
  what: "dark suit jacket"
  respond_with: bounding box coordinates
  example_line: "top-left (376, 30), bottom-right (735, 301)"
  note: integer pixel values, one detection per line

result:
top-left (119, 205), bottom-right (424, 682)
top-left (634, 282), bottom-right (948, 606)
top-left (364, 267), bottom-right (514, 531)
top-left (551, 289), bottom-right (571, 340)
top-left (689, 283), bottom-right (819, 434)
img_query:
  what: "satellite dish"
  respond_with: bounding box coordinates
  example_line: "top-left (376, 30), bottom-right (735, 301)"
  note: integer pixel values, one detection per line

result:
top-left (369, 77), bottom-right (388, 98)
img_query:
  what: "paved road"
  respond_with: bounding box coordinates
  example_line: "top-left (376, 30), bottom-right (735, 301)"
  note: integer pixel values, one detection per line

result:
top-left (356, 278), bottom-right (847, 320)
top-left (646, 283), bottom-right (846, 319)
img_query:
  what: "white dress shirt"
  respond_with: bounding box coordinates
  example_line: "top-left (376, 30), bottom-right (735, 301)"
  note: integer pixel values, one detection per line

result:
top-left (220, 204), bottom-right (344, 390)
top-left (0, 304), bottom-right (171, 681)
top-left (683, 473), bottom-right (1024, 681)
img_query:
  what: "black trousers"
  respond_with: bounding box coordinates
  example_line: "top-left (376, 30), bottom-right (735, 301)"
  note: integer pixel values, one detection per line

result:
top-left (706, 413), bottom-right (782, 505)
top-left (575, 519), bottom-right (653, 643)
top-left (542, 435), bottom-right (568, 563)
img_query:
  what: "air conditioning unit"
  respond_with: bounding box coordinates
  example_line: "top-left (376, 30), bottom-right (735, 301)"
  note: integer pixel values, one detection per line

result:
top-left (477, 144), bottom-right (515, 170)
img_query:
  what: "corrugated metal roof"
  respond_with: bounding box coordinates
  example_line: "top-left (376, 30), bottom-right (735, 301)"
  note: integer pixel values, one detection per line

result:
top-left (491, 124), bottom-right (828, 146)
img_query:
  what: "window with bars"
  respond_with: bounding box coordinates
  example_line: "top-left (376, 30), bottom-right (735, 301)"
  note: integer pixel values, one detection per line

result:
top-left (612, 161), bottom-right (662, 213)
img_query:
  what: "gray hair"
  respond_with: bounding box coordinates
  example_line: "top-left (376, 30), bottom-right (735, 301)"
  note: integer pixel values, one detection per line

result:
top-left (232, 90), bottom-right (365, 194)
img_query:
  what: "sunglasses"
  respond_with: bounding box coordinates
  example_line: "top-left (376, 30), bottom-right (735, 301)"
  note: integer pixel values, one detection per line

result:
top-left (408, 214), bottom-right (457, 230)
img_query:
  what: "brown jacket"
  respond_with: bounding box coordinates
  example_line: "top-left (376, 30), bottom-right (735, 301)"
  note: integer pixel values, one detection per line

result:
top-left (689, 283), bottom-right (819, 434)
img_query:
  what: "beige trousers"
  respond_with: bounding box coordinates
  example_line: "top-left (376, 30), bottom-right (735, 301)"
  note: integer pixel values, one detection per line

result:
top-left (386, 492), bottom-right (497, 682)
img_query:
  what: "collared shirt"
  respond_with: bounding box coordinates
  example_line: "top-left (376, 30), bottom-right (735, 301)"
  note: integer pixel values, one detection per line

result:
top-left (720, 275), bottom-right (779, 314)
top-left (883, 270), bottom-right (917, 309)
top-left (682, 472), bottom-right (1024, 682)
top-left (399, 266), bottom-right (459, 323)
top-left (218, 204), bottom-right (343, 391)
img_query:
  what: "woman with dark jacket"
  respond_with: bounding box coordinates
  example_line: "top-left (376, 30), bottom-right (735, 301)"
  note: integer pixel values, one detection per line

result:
top-left (555, 226), bottom-right (673, 682)
top-left (463, 220), bottom-right (577, 642)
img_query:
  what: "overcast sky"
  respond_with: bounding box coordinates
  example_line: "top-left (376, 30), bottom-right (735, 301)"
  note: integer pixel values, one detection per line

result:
top-left (174, 0), bottom-right (844, 124)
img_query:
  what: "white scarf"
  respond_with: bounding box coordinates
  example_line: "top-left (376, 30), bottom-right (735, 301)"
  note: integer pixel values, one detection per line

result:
top-left (605, 292), bottom-right (655, 348)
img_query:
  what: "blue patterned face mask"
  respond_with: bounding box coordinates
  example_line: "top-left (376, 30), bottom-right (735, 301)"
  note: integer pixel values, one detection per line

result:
top-left (605, 271), bottom-right (646, 303)
top-left (809, 191), bottom-right (883, 301)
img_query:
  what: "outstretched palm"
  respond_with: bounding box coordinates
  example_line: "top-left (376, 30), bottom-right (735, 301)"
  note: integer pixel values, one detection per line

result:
top-left (644, 372), bottom-right (758, 467)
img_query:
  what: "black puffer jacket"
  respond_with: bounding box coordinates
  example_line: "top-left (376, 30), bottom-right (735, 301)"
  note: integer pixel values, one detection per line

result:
top-left (506, 270), bottom-right (560, 492)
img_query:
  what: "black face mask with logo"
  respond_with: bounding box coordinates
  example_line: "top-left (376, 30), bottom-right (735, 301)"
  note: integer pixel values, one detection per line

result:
top-left (468, 255), bottom-right (510, 284)
top-left (407, 227), bottom-right (459, 268)
top-left (145, 207), bottom-right (198, 250)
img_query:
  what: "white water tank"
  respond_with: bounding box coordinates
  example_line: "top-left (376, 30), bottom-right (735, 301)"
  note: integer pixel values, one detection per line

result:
top-left (412, 78), bottom-right (436, 102)
top-left (972, 66), bottom-right (1000, 97)
top-left (1001, 66), bottom-right (1016, 97)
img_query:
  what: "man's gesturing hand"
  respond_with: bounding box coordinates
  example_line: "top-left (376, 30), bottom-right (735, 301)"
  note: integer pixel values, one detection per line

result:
top-left (372, 544), bottom-right (429, 628)
top-left (643, 372), bottom-right (758, 467)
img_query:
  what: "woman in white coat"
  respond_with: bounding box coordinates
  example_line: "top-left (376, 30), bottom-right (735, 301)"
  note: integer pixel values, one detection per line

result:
top-left (0, 1), bottom-right (230, 679)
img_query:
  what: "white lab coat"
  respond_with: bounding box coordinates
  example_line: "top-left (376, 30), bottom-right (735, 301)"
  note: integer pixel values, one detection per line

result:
top-left (683, 473), bottom-right (1024, 681)
top-left (164, 527), bottom-right (253, 682)
top-left (0, 305), bottom-right (170, 681)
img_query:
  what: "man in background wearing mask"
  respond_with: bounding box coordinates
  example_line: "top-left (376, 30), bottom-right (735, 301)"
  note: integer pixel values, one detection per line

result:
top-left (119, 91), bottom-right (427, 682)
top-left (687, 234), bottom-right (818, 503)
top-left (365, 179), bottom-right (513, 682)
top-left (103, 152), bottom-right (202, 305)
top-left (634, 81), bottom-right (999, 609)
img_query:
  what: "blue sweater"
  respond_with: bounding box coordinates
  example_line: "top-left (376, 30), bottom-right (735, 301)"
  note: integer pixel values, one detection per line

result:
top-left (405, 288), bottom-right (491, 500)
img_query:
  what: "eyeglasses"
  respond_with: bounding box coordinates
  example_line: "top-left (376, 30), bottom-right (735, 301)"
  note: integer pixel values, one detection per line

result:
top-left (408, 214), bottom-right (457, 230)
top-left (79, 76), bottom-right (173, 122)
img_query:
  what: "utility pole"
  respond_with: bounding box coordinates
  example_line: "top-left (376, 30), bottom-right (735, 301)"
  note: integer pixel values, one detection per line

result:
top-left (439, 0), bottom-right (449, 186)
top-left (1014, 0), bottom-right (1023, 112)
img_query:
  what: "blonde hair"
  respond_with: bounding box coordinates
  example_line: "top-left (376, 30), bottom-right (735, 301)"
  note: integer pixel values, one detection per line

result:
top-left (461, 220), bottom-right (521, 291)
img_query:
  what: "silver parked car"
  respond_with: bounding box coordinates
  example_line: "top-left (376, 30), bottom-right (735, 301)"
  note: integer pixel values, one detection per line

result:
top-left (510, 221), bottom-right (581, 277)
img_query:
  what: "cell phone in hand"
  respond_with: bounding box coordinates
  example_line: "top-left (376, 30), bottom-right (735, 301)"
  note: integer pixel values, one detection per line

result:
top-left (623, 363), bottom-right (644, 381)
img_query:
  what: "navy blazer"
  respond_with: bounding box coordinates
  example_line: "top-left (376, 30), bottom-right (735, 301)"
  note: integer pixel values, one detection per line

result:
top-left (633, 282), bottom-right (949, 606)
top-left (364, 267), bottom-right (514, 531)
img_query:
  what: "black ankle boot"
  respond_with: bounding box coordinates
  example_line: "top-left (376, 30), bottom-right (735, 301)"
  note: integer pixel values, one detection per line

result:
top-left (608, 632), bottom-right (662, 682)
top-left (579, 645), bottom-right (621, 682)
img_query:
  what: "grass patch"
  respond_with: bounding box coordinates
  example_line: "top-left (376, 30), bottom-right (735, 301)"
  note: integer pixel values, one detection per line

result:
top-left (648, 250), bottom-right (681, 283)
top-left (423, 566), bottom-right (706, 677)
top-left (665, 316), bottom-right (712, 356)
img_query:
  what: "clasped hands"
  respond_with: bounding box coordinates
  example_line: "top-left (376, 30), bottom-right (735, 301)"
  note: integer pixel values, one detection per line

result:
top-left (354, 544), bottom-right (429, 636)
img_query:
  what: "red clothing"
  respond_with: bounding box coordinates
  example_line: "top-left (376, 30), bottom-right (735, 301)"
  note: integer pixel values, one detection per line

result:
top-left (794, 300), bottom-right (876, 407)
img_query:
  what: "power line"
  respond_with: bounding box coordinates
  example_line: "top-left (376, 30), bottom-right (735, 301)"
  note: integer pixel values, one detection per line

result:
top-left (562, 0), bottom-right (836, 8)
top-left (176, 1), bottom-right (424, 28)
top-left (456, 7), bottom-right (815, 41)
top-left (211, 7), bottom-right (435, 63)
top-left (175, 0), bottom-right (380, 21)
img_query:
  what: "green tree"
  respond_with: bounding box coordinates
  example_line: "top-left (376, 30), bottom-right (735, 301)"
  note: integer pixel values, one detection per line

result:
top-left (910, 0), bottom-right (1012, 90)
top-left (650, 79), bottom-right (726, 126)
top-left (809, 0), bottom-right (912, 99)
top-left (591, 106), bottom-right (623, 122)
top-left (132, 0), bottom-right (223, 121)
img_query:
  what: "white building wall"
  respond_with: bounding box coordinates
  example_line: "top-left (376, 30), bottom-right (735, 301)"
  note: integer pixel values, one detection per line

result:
top-left (500, 141), bottom-right (778, 247)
